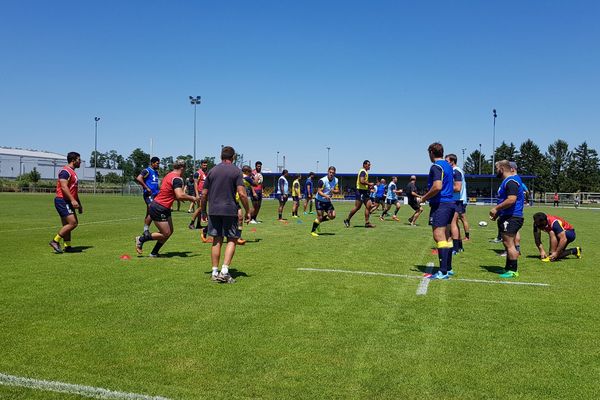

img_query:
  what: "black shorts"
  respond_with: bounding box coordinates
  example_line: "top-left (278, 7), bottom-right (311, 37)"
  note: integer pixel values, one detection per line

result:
top-left (375, 196), bottom-right (385, 204)
top-left (386, 198), bottom-right (399, 205)
top-left (455, 201), bottom-right (467, 215)
top-left (356, 189), bottom-right (371, 203)
top-left (277, 194), bottom-right (288, 203)
top-left (498, 216), bottom-right (524, 236)
top-left (149, 202), bottom-right (172, 222)
top-left (143, 193), bottom-right (154, 205)
top-left (408, 199), bottom-right (421, 211)
top-left (316, 199), bottom-right (335, 212)
top-left (207, 215), bottom-right (239, 238)
top-left (292, 196), bottom-right (300, 202)
top-left (55, 197), bottom-right (75, 218)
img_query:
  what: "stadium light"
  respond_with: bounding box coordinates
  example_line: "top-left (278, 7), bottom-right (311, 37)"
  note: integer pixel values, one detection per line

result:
top-left (316, 160), bottom-right (319, 173)
top-left (326, 147), bottom-right (331, 168)
top-left (189, 96), bottom-right (201, 171)
top-left (461, 148), bottom-right (466, 169)
top-left (94, 117), bottom-right (100, 195)
top-left (491, 109), bottom-right (497, 201)
top-left (276, 151), bottom-right (280, 173)
top-left (478, 143), bottom-right (482, 175)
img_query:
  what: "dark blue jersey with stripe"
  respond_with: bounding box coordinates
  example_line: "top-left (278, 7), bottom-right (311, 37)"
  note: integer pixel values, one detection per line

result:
top-left (497, 174), bottom-right (525, 217)
top-left (427, 159), bottom-right (454, 205)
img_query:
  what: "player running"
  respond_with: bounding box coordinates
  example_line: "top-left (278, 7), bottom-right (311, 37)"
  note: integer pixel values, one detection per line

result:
top-left (135, 160), bottom-right (197, 257)
top-left (405, 175), bottom-right (423, 226)
top-left (344, 160), bottom-right (375, 228)
top-left (49, 152), bottom-right (82, 254)
top-left (380, 176), bottom-right (402, 221)
top-left (419, 143), bottom-right (456, 279)
top-left (311, 166), bottom-right (340, 236)
top-left (533, 212), bottom-right (581, 261)
top-left (489, 160), bottom-right (525, 278)
top-left (135, 157), bottom-right (160, 237)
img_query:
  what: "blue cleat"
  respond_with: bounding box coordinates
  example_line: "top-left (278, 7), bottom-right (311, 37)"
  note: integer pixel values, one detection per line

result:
top-left (428, 271), bottom-right (449, 280)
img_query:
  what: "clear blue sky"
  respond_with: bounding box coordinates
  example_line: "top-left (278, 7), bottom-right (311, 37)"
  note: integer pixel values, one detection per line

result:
top-left (1, 0), bottom-right (598, 174)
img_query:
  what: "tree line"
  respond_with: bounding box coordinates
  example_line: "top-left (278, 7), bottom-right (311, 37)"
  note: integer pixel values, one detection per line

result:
top-left (463, 139), bottom-right (600, 192)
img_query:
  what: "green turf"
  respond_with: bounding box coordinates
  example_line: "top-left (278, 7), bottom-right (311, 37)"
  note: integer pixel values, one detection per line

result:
top-left (0, 193), bottom-right (599, 399)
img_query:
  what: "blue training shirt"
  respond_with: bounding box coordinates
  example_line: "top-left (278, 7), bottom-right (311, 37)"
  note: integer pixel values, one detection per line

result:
top-left (143, 167), bottom-right (160, 196)
top-left (427, 159), bottom-right (454, 205)
top-left (497, 174), bottom-right (525, 217)
top-left (315, 176), bottom-right (339, 202)
top-left (386, 182), bottom-right (398, 201)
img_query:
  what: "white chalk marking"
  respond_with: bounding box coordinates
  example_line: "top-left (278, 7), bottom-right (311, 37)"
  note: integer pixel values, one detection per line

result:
top-left (416, 262), bottom-right (435, 295)
top-left (0, 372), bottom-right (171, 400)
top-left (297, 268), bottom-right (550, 287)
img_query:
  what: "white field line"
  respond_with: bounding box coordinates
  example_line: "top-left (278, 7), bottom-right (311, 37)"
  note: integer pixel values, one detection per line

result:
top-left (0, 372), bottom-right (171, 400)
top-left (416, 262), bottom-right (435, 295)
top-left (297, 268), bottom-right (550, 287)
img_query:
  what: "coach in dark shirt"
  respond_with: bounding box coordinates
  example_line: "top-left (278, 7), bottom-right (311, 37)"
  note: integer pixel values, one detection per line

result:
top-left (405, 175), bottom-right (423, 226)
top-left (201, 146), bottom-right (251, 283)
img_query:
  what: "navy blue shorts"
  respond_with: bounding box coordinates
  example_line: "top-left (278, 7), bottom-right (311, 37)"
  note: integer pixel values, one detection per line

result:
top-left (455, 201), bottom-right (467, 214)
top-left (143, 193), bottom-right (154, 205)
top-left (429, 202), bottom-right (456, 227)
top-left (386, 198), bottom-right (399, 205)
top-left (277, 194), bottom-right (288, 203)
top-left (292, 196), bottom-right (300, 202)
top-left (316, 199), bottom-right (335, 212)
top-left (565, 229), bottom-right (576, 244)
top-left (356, 189), bottom-right (371, 203)
top-left (55, 197), bottom-right (75, 218)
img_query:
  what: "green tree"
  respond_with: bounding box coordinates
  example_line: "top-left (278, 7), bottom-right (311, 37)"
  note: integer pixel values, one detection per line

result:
top-left (566, 142), bottom-right (600, 192)
top-left (546, 139), bottom-right (571, 192)
top-left (90, 151), bottom-right (109, 168)
top-left (106, 150), bottom-right (124, 170)
top-left (516, 139), bottom-right (551, 192)
top-left (104, 172), bottom-right (123, 184)
top-left (128, 148), bottom-right (151, 177)
top-left (494, 141), bottom-right (518, 163)
top-left (27, 167), bottom-right (41, 183)
top-left (176, 154), bottom-right (194, 178)
top-left (464, 150), bottom-right (492, 174)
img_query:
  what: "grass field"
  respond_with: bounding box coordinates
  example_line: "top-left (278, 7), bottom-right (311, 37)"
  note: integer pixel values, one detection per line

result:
top-left (1, 193), bottom-right (599, 399)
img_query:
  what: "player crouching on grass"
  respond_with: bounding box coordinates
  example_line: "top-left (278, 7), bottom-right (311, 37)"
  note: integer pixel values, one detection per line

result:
top-left (311, 166), bottom-right (340, 236)
top-left (533, 212), bottom-right (581, 262)
top-left (201, 146), bottom-right (251, 283)
top-left (135, 159), bottom-right (198, 257)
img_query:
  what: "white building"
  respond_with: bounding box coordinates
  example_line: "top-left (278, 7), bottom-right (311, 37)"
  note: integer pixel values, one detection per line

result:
top-left (0, 147), bottom-right (122, 180)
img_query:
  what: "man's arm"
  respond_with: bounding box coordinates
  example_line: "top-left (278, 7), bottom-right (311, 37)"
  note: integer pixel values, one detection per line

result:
top-left (237, 186), bottom-right (251, 221)
top-left (420, 181), bottom-right (441, 203)
top-left (200, 188), bottom-right (209, 214)
top-left (533, 227), bottom-right (547, 259)
top-left (135, 170), bottom-right (151, 193)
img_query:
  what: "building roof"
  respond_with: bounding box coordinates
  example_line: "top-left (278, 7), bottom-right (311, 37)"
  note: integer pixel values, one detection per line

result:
top-left (0, 147), bottom-right (66, 161)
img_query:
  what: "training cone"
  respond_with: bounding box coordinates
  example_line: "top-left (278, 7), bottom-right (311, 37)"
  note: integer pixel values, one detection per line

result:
top-left (120, 254), bottom-right (131, 260)
top-left (250, 228), bottom-right (257, 233)
top-left (431, 249), bottom-right (438, 255)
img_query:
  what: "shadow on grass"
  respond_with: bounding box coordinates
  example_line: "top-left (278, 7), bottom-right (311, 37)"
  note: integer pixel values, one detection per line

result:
top-left (240, 238), bottom-right (262, 243)
top-left (317, 232), bottom-right (335, 236)
top-left (491, 249), bottom-right (506, 255)
top-left (413, 264), bottom-right (438, 274)
top-left (203, 268), bottom-right (249, 279)
top-left (157, 251), bottom-right (196, 258)
top-left (65, 246), bottom-right (94, 253)
top-left (480, 265), bottom-right (504, 274)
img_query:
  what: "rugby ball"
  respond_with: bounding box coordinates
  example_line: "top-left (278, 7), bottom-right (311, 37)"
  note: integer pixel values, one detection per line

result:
top-left (256, 173), bottom-right (263, 184)
top-left (478, 221), bottom-right (488, 227)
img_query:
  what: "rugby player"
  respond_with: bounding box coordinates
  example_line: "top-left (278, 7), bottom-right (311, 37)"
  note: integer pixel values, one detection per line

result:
top-left (489, 160), bottom-right (525, 278)
top-left (344, 160), bottom-right (375, 228)
top-left (188, 160), bottom-right (209, 229)
top-left (405, 175), bottom-right (423, 226)
top-left (291, 174), bottom-right (302, 218)
top-left (49, 152), bottom-right (83, 253)
top-left (533, 212), bottom-right (581, 261)
top-left (303, 172), bottom-right (315, 214)
top-left (201, 146), bottom-right (251, 283)
top-left (419, 143), bottom-right (456, 279)
top-left (249, 161), bottom-right (263, 224)
top-left (311, 166), bottom-right (340, 236)
top-left (135, 156), bottom-right (160, 236)
top-left (380, 176), bottom-right (402, 221)
top-left (276, 169), bottom-right (289, 221)
top-left (445, 154), bottom-right (470, 253)
top-left (370, 178), bottom-right (386, 213)
top-left (135, 160), bottom-right (197, 257)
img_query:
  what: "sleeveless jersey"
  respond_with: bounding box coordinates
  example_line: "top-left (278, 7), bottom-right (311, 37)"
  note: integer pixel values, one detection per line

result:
top-left (452, 166), bottom-right (467, 204)
top-left (144, 167), bottom-right (160, 196)
top-left (56, 166), bottom-right (79, 200)
top-left (386, 182), bottom-right (398, 201)
top-left (195, 168), bottom-right (207, 192)
top-left (291, 179), bottom-right (301, 197)
top-left (154, 171), bottom-right (184, 209)
top-left (427, 160), bottom-right (454, 205)
top-left (316, 176), bottom-right (339, 202)
top-left (277, 176), bottom-right (289, 195)
top-left (356, 168), bottom-right (369, 190)
top-left (544, 215), bottom-right (573, 233)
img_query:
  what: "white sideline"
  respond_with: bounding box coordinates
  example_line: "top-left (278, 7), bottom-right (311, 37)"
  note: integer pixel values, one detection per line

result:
top-left (416, 262), bottom-right (435, 295)
top-left (297, 268), bottom-right (550, 287)
top-left (0, 372), bottom-right (171, 400)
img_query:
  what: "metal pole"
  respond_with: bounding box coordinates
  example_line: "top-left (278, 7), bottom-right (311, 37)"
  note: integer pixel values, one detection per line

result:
top-left (189, 96), bottom-right (201, 171)
top-left (316, 160), bottom-right (319, 173)
top-left (94, 117), bottom-right (100, 195)
top-left (277, 151), bottom-right (279, 172)
top-left (461, 148), bottom-right (466, 169)
top-left (327, 147), bottom-right (330, 167)
top-left (491, 109), bottom-right (497, 203)
top-left (478, 143), bottom-right (482, 175)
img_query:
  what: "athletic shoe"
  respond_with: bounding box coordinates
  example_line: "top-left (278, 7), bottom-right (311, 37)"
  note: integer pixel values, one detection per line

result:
top-left (499, 270), bottom-right (519, 278)
top-left (187, 209), bottom-right (193, 213)
top-left (452, 250), bottom-right (458, 256)
top-left (49, 240), bottom-right (63, 254)
top-left (379, 216), bottom-right (385, 222)
top-left (499, 251), bottom-right (507, 257)
top-left (135, 236), bottom-right (143, 255)
top-left (343, 219), bottom-right (350, 228)
top-left (292, 215), bottom-right (298, 218)
top-left (310, 232), bottom-right (319, 237)
top-left (576, 247), bottom-right (582, 259)
top-left (249, 219), bottom-right (258, 224)
top-left (63, 246), bottom-right (76, 253)
top-left (447, 270), bottom-right (455, 276)
top-left (149, 253), bottom-right (159, 258)
top-left (422, 273), bottom-right (433, 278)
top-left (463, 237), bottom-right (471, 242)
top-left (211, 274), bottom-right (221, 282)
top-left (490, 238), bottom-right (502, 243)
top-left (541, 257), bottom-right (551, 262)
top-left (365, 223), bottom-right (376, 228)
top-left (408, 216), bottom-right (413, 223)
top-left (428, 271), bottom-right (449, 280)
top-left (217, 273), bottom-right (236, 283)
top-left (188, 223), bottom-right (195, 230)
top-left (236, 238), bottom-right (246, 245)
top-left (303, 212), bottom-right (308, 215)
top-left (392, 216), bottom-right (399, 221)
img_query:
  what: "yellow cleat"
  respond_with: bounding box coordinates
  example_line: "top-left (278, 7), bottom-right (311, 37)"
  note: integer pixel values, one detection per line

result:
top-left (541, 257), bottom-right (551, 262)
top-left (310, 232), bottom-right (319, 237)
top-left (576, 247), bottom-right (582, 258)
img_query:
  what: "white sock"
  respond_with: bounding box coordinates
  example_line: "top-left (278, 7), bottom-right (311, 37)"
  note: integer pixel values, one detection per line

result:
top-left (143, 224), bottom-right (149, 232)
top-left (212, 267), bottom-right (218, 276)
top-left (221, 265), bottom-right (229, 275)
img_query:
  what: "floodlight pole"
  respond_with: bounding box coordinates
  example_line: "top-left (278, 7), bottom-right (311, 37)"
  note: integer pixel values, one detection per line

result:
top-left (461, 148), bottom-right (466, 169)
top-left (326, 147), bottom-right (331, 168)
top-left (189, 96), bottom-right (201, 171)
top-left (277, 151), bottom-right (280, 173)
top-left (94, 117), bottom-right (100, 195)
top-left (316, 160), bottom-right (319, 173)
top-left (491, 109), bottom-right (497, 202)
top-left (478, 143), bottom-right (482, 175)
